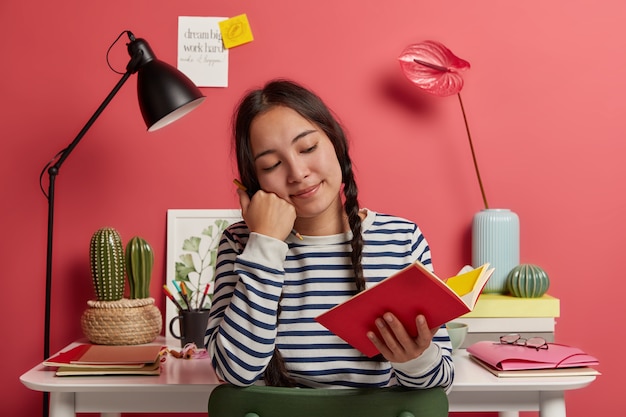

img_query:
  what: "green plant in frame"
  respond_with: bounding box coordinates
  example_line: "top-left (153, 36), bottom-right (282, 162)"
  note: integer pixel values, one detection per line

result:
top-left (174, 219), bottom-right (230, 310)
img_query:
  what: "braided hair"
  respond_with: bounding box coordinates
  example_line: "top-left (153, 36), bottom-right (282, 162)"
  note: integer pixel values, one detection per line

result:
top-left (232, 79), bottom-right (364, 386)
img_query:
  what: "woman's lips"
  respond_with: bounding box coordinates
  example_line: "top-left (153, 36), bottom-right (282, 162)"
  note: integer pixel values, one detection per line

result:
top-left (291, 183), bottom-right (320, 199)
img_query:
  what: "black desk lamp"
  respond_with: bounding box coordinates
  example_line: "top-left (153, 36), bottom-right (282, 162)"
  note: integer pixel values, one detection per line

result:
top-left (39, 30), bottom-right (205, 417)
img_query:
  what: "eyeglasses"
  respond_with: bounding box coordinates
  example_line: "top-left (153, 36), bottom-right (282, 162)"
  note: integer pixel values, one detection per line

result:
top-left (499, 334), bottom-right (549, 350)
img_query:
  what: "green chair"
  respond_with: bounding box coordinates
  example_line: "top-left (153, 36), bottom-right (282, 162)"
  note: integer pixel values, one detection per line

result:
top-left (208, 384), bottom-right (449, 417)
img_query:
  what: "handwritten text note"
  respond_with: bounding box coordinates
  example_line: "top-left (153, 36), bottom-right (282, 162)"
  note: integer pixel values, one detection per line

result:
top-left (178, 16), bottom-right (228, 87)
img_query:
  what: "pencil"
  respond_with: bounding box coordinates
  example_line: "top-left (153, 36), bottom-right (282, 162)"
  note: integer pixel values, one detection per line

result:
top-left (162, 285), bottom-right (185, 311)
top-left (233, 178), bottom-right (304, 241)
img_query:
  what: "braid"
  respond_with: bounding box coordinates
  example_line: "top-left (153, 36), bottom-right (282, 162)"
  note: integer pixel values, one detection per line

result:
top-left (342, 165), bottom-right (365, 293)
top-left (264, 347), bottom-right (298, 387)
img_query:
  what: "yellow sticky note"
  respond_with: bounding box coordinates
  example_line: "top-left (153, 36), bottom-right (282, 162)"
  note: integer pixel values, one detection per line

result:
top-left (219, 14), bottom-right (254, 49)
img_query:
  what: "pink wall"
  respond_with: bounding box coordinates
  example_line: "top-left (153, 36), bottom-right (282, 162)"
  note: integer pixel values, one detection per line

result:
top-left (2, 1), bottom-right (623, 415)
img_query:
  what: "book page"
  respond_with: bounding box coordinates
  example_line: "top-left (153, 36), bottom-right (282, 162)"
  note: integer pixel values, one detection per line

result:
top-left (446, 265), bottom-right (485, 296)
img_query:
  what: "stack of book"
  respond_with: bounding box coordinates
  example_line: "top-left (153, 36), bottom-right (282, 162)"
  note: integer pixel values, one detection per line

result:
top-left (454, 293), bottom-right (560, 349)
top-left (43, 343), bottom-right (164, 376)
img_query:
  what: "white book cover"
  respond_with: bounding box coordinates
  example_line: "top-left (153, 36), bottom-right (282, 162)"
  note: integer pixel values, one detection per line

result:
top-left (454, 317), bottom-right (555, 333)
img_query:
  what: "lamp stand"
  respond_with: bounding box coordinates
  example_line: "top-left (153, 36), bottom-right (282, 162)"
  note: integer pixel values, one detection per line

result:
top-left (42, 70), bottom-right (134, 417)
top-left (40, 32), bottom-right (205, 417)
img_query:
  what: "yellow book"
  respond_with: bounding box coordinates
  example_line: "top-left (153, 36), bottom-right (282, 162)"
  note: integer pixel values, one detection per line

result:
top-left (461, 294), bottom-right (560, 318)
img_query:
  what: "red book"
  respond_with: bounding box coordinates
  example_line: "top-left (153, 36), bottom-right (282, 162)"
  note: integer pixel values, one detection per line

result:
top-left (43, 344), bottom-right (164, 368)
top-left (315, 261), bottom-right (493, 357)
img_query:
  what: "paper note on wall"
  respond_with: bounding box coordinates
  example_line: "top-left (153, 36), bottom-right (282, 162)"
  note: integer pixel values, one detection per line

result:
top-left (178, 16), bottom-right (229, 87)
top-left (219, 14), bottom-right (254, 49)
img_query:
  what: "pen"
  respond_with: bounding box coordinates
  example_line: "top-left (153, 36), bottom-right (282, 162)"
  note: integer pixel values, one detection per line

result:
top-left (162, 285), bottom-right (185, 312)
top-left (172, 280), bottom-right (190, 311)
top-left (198, 283), bottom-right (211, 311)
top-left (233, 178), bottom-right (304, 241)
top-left (180, 282), bottom-right (192, 311)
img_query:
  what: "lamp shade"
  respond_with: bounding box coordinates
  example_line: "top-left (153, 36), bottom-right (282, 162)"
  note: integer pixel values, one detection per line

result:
top-left (126, 36), bottom-right (205, 132)
top-left (137, 59), bottom-right (205, 131)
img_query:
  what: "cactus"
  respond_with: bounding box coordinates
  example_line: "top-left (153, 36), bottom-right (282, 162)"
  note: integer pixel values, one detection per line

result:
top-left (506, 264), bottom-right (550, 298)
top-left (89, 227), bottom-right (125, 301)
top-left (125, 236), bottom-right (154, 299)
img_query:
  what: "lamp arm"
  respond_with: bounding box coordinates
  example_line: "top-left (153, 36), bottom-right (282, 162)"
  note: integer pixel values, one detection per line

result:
top-left (51, 73), bottom-right (133, 173)
top-left (43, 68), bottom-right (133, 360)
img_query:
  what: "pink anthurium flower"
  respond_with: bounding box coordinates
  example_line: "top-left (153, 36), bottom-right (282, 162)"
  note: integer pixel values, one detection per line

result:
top-left (398, 40), bottom-right (489, 209)
top-left (398, 40), bottom-right (470, 97)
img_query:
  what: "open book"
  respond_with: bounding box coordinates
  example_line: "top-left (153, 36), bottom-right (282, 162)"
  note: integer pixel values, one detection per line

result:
top-left (315, 261), bottom-right (493, 357)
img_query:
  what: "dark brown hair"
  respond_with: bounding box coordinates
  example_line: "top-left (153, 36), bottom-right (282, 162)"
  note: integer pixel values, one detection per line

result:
top-left (232, 79), bottom-right (365, 386)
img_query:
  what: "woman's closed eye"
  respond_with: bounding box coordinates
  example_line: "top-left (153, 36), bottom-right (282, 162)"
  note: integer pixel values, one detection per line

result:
top-left (261, 160), bottom-right (281, 172)
top-left (259, 143), bottom-right (318, 172)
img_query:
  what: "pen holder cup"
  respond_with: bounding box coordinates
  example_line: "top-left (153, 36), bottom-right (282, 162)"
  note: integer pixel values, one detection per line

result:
top-left (169, 309), bottom-right (210, 349)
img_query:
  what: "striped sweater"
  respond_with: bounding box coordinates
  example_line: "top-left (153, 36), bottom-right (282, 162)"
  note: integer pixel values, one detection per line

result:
top-left (206, 209), bottom-right (454, 390)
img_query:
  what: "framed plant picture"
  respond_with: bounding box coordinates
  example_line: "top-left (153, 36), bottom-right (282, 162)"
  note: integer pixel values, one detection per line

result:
top-left (165, 209), bottom-right (242, 339)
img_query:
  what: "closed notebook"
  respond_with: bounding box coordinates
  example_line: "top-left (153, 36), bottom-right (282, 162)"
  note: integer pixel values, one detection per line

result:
top-left (467, 340), bottom-right (599, 371)
top-left (44, 344), bottom-right (163, 368)
top-left (55, 360), bottom-right (162, 376)
top-left (469, 355), bottom-right (600, 378)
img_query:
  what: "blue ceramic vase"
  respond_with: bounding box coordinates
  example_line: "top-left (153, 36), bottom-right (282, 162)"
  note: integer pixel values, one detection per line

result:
top-left (472, 208), bottom-right (520, 293)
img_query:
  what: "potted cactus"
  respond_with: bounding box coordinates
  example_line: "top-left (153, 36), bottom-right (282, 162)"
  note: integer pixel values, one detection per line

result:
top-left (81, 228), bottom-right (162, 345)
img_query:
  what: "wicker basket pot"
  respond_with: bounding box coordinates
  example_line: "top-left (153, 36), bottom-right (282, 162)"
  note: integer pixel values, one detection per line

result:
top-left (81, 297), bottom-right (162, 345)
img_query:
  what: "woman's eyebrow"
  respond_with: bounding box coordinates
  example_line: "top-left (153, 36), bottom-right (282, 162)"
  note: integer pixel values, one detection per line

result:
top-left (253, 129), bottom-right (317, 161)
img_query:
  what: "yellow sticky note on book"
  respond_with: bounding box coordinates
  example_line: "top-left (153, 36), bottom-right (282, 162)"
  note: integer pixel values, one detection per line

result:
top-left (219, 14), bottom-right (254, 48)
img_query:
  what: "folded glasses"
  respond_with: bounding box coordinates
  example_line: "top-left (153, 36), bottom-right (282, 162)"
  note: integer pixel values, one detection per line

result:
top-left (499, 334), bottom-right (549, 350)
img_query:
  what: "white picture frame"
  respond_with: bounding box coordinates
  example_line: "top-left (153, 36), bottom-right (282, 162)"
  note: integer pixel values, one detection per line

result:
top-left (165, 209), bottom-right (242, 339)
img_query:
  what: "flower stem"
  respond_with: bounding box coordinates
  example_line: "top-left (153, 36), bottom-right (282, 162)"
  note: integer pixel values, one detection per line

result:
top-left (457, 92), bottom-right (489, 209)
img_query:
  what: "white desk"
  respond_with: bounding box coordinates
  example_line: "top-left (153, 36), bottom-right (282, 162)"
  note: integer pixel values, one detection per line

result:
top-left (21, 340), bottom-right (595, 417)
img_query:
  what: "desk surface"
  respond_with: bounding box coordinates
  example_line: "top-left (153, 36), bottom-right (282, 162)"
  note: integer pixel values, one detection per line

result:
top-left (21, 341), bottom-right (595, 393)
top-left (20, 339), bottom-right (596, 416)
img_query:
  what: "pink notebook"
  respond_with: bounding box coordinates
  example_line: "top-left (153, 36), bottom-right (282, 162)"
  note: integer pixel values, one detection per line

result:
top-left (467, 340), bottom-right (599, 371)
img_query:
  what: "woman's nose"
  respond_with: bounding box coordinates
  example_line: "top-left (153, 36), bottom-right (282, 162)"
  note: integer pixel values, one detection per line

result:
top-left (286, 159), bottom-right (309, 183)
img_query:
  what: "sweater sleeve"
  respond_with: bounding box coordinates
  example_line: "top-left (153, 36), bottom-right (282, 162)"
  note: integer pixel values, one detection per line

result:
top-left (206, 229), bottom-right (289, 385)
top-left (391, 327), bottom-right (454, 392)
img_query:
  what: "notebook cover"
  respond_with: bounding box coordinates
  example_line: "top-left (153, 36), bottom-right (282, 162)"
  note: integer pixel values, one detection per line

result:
top-left (466, 340), bottom-right (599, 371)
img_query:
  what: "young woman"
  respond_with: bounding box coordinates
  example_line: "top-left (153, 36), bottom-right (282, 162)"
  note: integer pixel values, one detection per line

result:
top-left (206, 79), bottom-right (453, 390)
